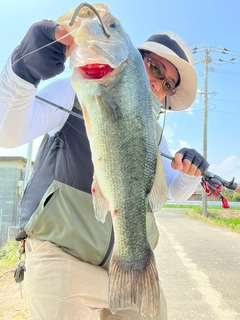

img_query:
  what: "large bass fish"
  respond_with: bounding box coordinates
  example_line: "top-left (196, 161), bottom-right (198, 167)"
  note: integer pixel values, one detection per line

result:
top-left (57, 3), bottom-right (167, 317)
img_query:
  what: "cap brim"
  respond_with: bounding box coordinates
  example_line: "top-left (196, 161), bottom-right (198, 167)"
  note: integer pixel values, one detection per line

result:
top-left (137, 42), bottom-right (197, 111)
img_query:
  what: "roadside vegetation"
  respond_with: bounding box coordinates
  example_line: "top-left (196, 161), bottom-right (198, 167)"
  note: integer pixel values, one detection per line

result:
top-left (163, 203), bottom-right (240, 233)
top-left (0, 239), bottom-right (29, 320)
top-left (0, 238), bottom-right (19, 277)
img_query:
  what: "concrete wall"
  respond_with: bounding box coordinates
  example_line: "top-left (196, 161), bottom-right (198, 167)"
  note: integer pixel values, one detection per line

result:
top-left (0, 157), bottom-right (30, 246)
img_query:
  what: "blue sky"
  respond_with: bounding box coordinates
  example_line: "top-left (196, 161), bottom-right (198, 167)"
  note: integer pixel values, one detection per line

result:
top-left (0, 0), bottom-right (240, 183)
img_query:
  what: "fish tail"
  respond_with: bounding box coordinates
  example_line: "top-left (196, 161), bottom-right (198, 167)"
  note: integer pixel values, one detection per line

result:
top-left (109, 249), bottom-right (160, 318)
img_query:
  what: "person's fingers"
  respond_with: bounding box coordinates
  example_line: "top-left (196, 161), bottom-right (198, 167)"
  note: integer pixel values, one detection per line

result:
top-left (186, 163), bottom-right (200, 176)
top-left (171, 152), bottom-right (183, 171)
top-left (55, 25), bottom-right (73, 46)
top-left (182, 158), bottom-right (191, 173)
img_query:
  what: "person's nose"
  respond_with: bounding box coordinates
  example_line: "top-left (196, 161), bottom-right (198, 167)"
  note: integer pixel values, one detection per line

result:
top-left (150, 79), bottom-right (166, 101)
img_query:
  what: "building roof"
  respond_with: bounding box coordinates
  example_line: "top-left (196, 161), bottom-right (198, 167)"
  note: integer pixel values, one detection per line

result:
top-left (0, 156), bottom-right (34, 164)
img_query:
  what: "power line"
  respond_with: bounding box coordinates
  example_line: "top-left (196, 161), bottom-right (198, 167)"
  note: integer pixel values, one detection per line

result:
top-left (192, 45), bottom-right (240, 64)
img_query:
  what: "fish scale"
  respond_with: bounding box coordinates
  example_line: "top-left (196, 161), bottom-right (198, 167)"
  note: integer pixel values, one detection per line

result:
top-left (57, 3), bottom-right (168, 317)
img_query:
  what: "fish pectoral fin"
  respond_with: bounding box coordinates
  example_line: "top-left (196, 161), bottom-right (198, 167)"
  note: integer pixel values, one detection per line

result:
top-left (109, 247), bottom-right (161, 318)
top-left (92, 177), bottom-right (110, 223)
top-left (97, 84), bottom-right (123, 121)
top-left (148, 151), bottom-right (168, 212)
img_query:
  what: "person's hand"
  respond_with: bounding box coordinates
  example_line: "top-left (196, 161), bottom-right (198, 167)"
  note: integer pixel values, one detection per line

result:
top-left (11, 20), bottom-right (73, 87)
top-left (171, 147), bottom-right (209, 177)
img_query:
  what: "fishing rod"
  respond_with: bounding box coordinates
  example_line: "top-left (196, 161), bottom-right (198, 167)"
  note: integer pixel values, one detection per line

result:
top-left (161, 151), bottom-right (240, 208)
top-left (35, 95), bottom-right (239, 206)
top-left (35, 95), bottom-right (84, 120)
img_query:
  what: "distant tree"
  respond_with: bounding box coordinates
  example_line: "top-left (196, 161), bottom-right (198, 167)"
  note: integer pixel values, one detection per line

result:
top-left (222, 189), bottom-right (234, 201)
top-left (222, 187), bottom-right (240, 202)
top-left (232, 192), bottom-right (240, 202)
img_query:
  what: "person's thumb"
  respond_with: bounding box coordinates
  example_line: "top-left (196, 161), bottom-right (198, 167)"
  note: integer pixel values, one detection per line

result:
top-left (172, 152), bottom-right (183, 171)
top-left (55, 25), bottom-right (73, 46)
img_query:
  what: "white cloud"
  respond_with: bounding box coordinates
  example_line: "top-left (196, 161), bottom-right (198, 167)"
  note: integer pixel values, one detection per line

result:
top-left (163, 123), bottom-right (177, 144)
top-left (186, 106), bottom-right (194, 115)
top-left (166, 138), bottom-right (191, 156)
top-left (168, 148), bottom-right (175, 156)
top-left (167, 139), bottom-right (191, 156)
top-left (191, 89), bottom-right (203, 114)
top-left (209, 156), bottom-right (240, 184)
top-left (179, 139), bottom-right (190, 148)
top-left (195, 89), bottom-right (202, 101)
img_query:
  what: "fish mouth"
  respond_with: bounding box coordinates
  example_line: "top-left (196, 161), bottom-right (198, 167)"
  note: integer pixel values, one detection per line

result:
top-left (79, 64), bottom-right (114, 79)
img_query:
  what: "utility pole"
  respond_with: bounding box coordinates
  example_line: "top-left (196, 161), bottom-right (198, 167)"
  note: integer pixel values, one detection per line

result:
top-left (24, 141), bottom-right (33, 189)
top-left (202, 47), bottom-right (211, 215)
top-left (192, 44), bottom-right (237, 215)
top-left (193, 46), bottom-right (212, 215)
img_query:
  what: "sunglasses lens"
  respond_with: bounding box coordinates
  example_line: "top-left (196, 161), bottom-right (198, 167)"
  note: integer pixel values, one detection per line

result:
top-left (162, 80), bottom-right (176, 96)
top-left (147, 58), bottom-right (165, 80)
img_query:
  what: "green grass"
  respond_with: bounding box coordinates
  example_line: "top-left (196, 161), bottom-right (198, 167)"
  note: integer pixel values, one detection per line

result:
top-left (0, 238), bottom-right (20, 276)
top-left (163, 204), bottom-right (200, 209)
top-left (184, 209), bottom-right (240, 233)
top-left (163, 203), bottom-right (240, 210)
top-left (163, 203), bottom-right (240, 233)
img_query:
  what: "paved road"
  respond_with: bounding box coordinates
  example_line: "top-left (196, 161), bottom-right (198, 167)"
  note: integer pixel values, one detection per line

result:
top-left (154, 208), bottom-right (240, 320)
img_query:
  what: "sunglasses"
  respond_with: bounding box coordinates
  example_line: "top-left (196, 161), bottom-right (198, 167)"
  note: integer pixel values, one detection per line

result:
top-left (144, 55), bottom-right (177, 96)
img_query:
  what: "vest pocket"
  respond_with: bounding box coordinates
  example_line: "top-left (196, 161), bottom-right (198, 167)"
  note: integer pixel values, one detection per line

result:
top-left (24, 180), bottom-right (113, 268)
top-left (24, 180), bottom-right (160, 268)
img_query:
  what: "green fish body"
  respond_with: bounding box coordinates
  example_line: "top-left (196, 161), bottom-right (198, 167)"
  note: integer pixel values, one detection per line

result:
top-left (58, 3), bottom-right (167, 317)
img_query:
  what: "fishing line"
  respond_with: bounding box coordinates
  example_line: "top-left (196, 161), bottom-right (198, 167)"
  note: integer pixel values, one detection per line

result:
top-left (9, 21), bottom-right (85, 119)
top-left (11, 3), bottom-right (110, 68)
top-left (66, 119), bottom-right (88, 138)
top-left (10, 26), bottom-right (80, 68)
top-left (157, 96), bottom-right (167, 146)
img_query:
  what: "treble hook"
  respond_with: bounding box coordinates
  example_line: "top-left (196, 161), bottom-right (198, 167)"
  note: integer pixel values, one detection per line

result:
top-left (69, 2), bottom-right (110, 37)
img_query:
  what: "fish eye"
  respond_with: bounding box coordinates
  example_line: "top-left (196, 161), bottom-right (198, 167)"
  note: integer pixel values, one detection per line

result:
top-left (108, 21), bottom-right (120, 29)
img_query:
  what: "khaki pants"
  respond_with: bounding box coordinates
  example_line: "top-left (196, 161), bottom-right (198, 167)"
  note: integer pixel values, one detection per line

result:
top-left (25, 237), bottom-right (168, 320)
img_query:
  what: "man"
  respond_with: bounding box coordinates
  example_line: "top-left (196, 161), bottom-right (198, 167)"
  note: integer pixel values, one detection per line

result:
top-left (0, 17), bottom-right (208, 320)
